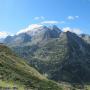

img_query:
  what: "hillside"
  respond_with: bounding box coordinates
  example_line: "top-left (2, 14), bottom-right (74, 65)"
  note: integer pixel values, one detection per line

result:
top-left (0, 44), bottom-right (62, 90)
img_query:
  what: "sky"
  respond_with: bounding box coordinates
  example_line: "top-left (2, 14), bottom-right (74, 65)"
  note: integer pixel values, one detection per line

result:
top-left (0, 0), bottom-right (90, 38)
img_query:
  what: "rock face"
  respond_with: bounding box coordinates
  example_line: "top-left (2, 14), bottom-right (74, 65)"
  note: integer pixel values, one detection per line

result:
top-left (3, 25), bottom-right (90, 84)
top-left (26, 31), bottom-right (90, 84)
top-left (4, 33), bottom-right (32, 46)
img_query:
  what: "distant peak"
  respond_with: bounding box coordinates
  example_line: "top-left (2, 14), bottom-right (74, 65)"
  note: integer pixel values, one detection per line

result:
top-left (66, 30), bottom-right (72, 33)
top-left (52, 25), bottom-right (59, 28)
top-left (48, 25), bottom-right (59, 29)
top-left (65, 31), bottom-right (76, 36)
top-left (16, 24), bottom-right (62, 35)
top-left (48, 25), bottom-right (61, 33)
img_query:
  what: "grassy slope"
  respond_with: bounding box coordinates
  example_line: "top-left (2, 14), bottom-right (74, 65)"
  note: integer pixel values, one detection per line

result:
top-left (0, 44), bottom-right (62, 90)
top-left (0, 80), bottom-right (25, 90)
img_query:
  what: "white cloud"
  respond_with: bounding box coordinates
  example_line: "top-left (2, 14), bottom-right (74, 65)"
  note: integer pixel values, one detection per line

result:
top-left (67, 16), bottom-right (79, 20)
top-left (41, 21), bottom-right (59, 24)
top-left (0, 31), bottom-right (9, 38)
top-left (75, 16), bottom-right (79, 18)
top-left (67, 16), bottom-right (75, 20)
top-left (34, 16), bottom-right (45, 20)
top-left (17, 24), bottom-right (43, 35)
top-left (41, 20), bottom-right (64, 24)
top-left (62, 27), bottom-right (82, 34)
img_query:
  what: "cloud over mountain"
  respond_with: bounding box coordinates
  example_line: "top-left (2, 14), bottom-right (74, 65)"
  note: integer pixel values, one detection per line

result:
top-left (16, 24), bottom-right (43, 35)
top-left (62, 27), bottom-right (82, 34)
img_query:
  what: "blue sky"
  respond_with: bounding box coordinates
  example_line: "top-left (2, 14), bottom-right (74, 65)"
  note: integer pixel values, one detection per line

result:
top-left (0, 0), bottom-right (90, 37)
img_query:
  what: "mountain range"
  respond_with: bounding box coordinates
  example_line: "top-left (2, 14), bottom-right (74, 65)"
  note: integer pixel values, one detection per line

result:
top-left (3, 25), bottom-right (61, 46)
top-left (1, 25), bottom-right (90, 89)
